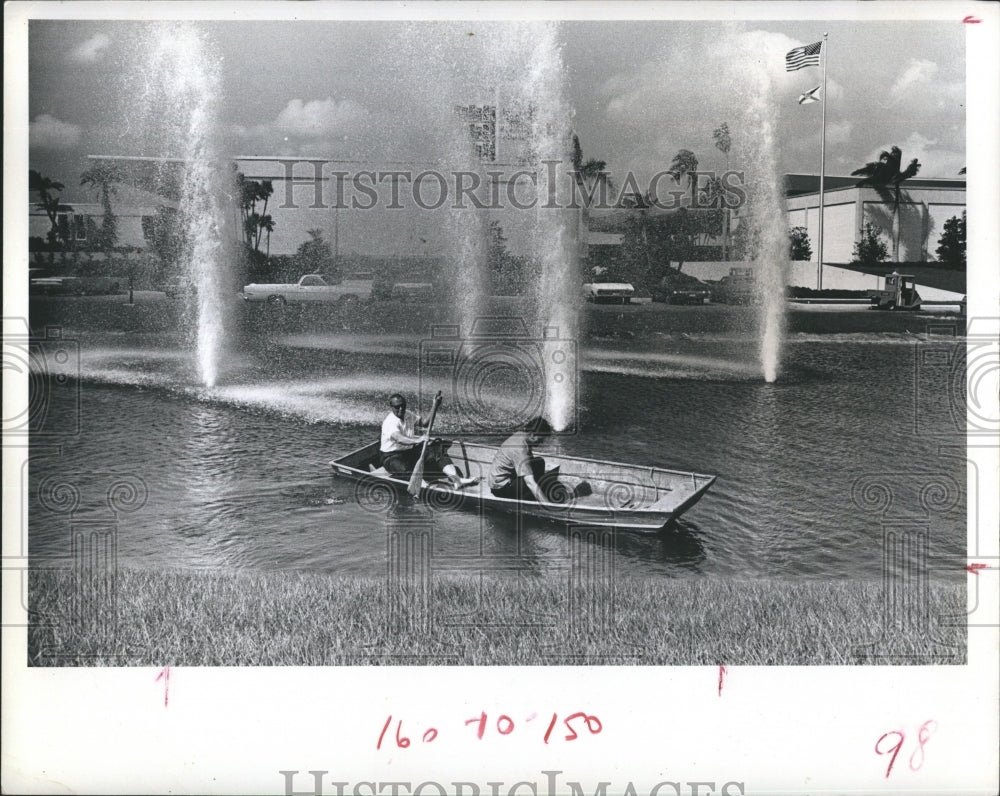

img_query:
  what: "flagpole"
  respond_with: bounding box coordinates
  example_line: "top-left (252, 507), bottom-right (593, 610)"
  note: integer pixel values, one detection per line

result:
top-left (817, 32), bottom-right (829, 290)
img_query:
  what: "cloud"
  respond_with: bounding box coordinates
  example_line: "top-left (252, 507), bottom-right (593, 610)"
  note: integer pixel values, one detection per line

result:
top-left (69, 33), bottom-right (111, 64)
top-left (826, 121), bottom-right (853, 146)
top-left (29, 114), bottom-right (82, 150)
top-left (895, 132), bottom-right (964, 178)
top-left (274, 97), bottom-right (369, 138)
top-left (890, 59), bottom-right (938, 103)
top-left (860, 132), bottom-right (963, 179)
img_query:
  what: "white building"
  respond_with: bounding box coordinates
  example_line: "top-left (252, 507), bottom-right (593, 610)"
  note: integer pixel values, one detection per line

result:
top-left (783, 174), bottom-right (966, 264)
top-left (29, 200), bottom-right (159, 252)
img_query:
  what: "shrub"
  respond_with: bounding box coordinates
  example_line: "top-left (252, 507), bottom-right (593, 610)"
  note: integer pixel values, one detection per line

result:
top-left (852, 223), bottom-right (889, 265)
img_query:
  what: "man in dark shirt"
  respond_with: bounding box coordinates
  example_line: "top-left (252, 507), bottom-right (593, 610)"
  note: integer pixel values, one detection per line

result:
top-left (488, 416), bottom-right (553, 501)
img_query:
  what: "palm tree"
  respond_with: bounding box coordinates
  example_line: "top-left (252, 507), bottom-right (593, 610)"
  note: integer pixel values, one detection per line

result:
top-left (667, 149), bottom-right (699, 206)
top-left (851, 146), bottom-right (921, 262)
top-left (80, 161), bottom-right (124, 252)
top-left (713, 123), bottom-right (732, 259)
top-left (570, 134), bottom-right (614, 206)
top-left (237, 173), bottom-right (275, 253)
top-left (697, 176), bottom-right (727, 248)
top-left (260, 214), bottom-right (275, 260)
top-left (29, 170), bottom-right (66, 247)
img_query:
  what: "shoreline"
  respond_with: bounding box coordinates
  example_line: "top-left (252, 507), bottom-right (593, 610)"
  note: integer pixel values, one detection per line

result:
top-left (28, 292), bottom-right (966, 339)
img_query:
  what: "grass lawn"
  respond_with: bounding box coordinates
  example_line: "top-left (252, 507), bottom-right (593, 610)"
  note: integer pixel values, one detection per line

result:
top-left (28, 568), bottom-right (966, 666)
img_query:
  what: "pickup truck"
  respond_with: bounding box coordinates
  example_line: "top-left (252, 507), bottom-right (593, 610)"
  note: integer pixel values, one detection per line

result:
top-left (242, 273), bottom-right (374, 305)
top-left (582, 282), bottom-right (635, 305)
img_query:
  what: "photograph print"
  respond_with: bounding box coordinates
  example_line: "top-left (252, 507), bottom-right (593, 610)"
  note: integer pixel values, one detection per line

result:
top-left (14, 8), bottom-right (989, 673)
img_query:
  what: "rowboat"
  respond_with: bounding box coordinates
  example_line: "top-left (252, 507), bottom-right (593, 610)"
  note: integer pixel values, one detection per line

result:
top-left (330, 440), bottom-right (716, 532)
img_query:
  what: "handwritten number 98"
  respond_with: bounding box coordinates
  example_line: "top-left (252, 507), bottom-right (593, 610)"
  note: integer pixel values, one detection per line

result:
top-left (875, 720), bottom-right (937, 778)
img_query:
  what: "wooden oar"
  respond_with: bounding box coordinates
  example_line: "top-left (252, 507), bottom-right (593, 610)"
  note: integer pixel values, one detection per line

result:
top-left (407, 390), bottom-right (443, 497)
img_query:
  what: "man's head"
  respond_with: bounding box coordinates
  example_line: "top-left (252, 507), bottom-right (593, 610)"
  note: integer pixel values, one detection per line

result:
top-left (389, 393), bottom-right (407, 419)
top-left (522, 416), bottom-right (553, 444)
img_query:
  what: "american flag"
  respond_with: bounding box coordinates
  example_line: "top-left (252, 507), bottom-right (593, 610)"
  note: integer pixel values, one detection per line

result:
top-left (785, 41), bottom-right (823, 71)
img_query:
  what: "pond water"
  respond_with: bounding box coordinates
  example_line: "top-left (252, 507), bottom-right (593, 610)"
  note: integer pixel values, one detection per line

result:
top-left (27, 301), bottom-right (967, 581)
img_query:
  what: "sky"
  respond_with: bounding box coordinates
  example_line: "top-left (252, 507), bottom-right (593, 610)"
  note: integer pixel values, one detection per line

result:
top-left (20, 7), bottom-right (970, 255)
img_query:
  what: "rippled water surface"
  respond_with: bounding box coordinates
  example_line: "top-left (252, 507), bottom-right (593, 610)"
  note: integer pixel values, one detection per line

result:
top-left (28, 304), bottom-right (967, 581)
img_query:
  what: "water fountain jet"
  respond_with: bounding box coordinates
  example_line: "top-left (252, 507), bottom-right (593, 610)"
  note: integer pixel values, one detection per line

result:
top-left (135, 24), bottom-right (233, 388)
top-left (733, 58), bottom-right (789, 383)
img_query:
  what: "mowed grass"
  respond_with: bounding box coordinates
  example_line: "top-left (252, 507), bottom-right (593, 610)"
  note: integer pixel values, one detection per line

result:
top-left (28, 568), bottom-right (966, 666)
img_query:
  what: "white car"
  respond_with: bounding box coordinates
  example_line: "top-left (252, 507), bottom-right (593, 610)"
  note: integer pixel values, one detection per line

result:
top-left (582, 282), bottom-right (635, 305)
top-left (242, 273), bottom-right (374, 305)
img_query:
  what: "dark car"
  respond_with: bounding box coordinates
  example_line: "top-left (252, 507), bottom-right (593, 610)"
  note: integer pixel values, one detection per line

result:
top-left (651, 271), bottom-right (713, 305)
top-left (653, 286), bottom-right (711, 305)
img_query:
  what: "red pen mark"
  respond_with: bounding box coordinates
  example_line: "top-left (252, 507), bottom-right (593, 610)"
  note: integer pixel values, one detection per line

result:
top-left (963, 15), bottom-right (981, 23)
top-left (967, 562), bottom-right (988, 574)
top-left (563, 712), bottom-right (603, 741)
top-left (377, 715), bottom-right (393, 750)
top-left (718, 665), bottom-right (727, 696)
top-left (394, 721), bottom-right (411, 748)
top-left (909, 720), bottom-right (937, 771)
top-left (543, 713), bottom-right (558, 744)
top-left (383, 709), bottom-right (603, 747)
top-left (875, 720), bottom-right (937, 777)
top-left (154, 667), bottom-right (170, 707)
top-left (875, 730), bottom-right (906, 778)
top-left (376, 716), bottom-right (433, 749)
top-left (465, 711), bottom-right (487, 740)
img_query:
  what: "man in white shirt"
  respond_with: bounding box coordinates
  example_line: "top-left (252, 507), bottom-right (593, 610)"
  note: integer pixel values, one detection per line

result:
top-left (379, 393), bottom-right (477, 488)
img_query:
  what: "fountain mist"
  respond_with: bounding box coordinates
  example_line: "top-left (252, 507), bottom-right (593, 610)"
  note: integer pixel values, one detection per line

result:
top-left (508, 23), bottom-right (580, 431)
top-left (387, 28), bottom-right (490, 336)
top-left (138, 25), bottom-right (232, 388)
top-left (735, 62), bottom-right (789, 383)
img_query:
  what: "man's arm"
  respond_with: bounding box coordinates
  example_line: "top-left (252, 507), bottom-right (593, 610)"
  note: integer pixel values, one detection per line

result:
top-left (513, 442), bottom-right (546, 502)
top-left (389, 427), bottom-right (427, 446)
top-left (522, 473), bottom-right (547, 502)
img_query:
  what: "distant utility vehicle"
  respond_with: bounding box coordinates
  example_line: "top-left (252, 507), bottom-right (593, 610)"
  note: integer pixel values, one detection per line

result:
top-left (867, 272), bottom-right (922, 311)
top-left (242, 273), bottom-right (374, 305)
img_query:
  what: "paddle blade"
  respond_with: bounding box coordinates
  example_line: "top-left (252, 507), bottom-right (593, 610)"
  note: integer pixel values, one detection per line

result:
top-left (407, 450), bottom-right (425, 496)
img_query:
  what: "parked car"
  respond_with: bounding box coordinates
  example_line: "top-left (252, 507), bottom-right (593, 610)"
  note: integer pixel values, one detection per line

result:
top-left (390, 281), bottom-right (435, 302)
top-left (242, 273), bottom-right (374, 305)
top-left (652, 286), bottom-right (711, 305)
top-left (711, 267), bottom-right (758, 305)
top-left (29, 273), bottom-right (122, 296)
top-left (651, 272), bottom-right (712, 305)
top-left (582, 282), bottom-right (635, 305)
